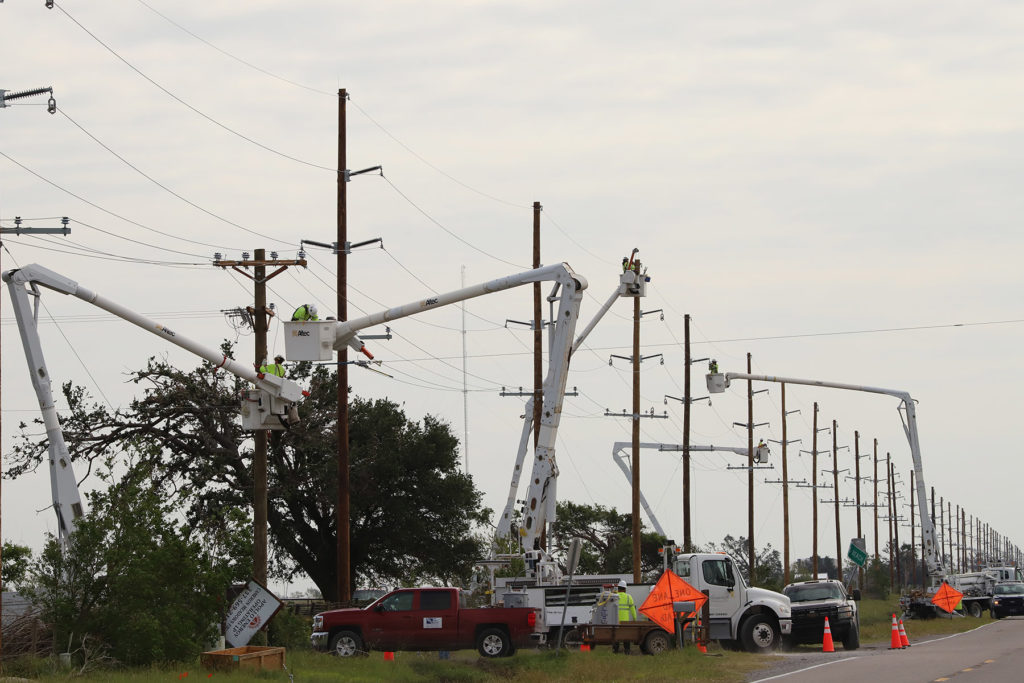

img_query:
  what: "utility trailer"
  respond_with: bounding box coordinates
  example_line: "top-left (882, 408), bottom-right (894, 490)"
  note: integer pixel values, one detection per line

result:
top-left (574, 622), bottom-right (677, 655)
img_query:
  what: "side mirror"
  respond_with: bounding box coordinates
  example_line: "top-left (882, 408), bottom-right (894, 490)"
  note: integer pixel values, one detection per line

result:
top-left (374, 604), bottom-right (386, 612)
top-left (852, 589), bottom-right (862, 601)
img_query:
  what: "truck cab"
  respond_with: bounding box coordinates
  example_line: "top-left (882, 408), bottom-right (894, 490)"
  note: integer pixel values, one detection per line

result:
top-left (668, 552), bottom-right (792, 653)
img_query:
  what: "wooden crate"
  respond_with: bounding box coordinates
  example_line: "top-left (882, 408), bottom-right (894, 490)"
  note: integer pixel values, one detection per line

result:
top-left (200, 646), bottom-right (286, 672)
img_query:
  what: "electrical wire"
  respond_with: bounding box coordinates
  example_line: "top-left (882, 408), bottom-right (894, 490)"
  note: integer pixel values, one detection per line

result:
top-left (380, 174), bottom-right (527, 269)
top-left (57, 108), bottom-right (291, 246)
top-left (53, 2), bottom-right (336, 172)
top-left (12, 234), bottom-right (209, 268)
top-left (0, 150), bottom-right (238, 251)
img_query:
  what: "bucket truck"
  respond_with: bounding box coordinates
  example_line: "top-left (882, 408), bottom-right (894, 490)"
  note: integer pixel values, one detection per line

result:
top-left (705, 369), bottom-right (940, 582)
top-left (285, 262), bottom-right (648, 570)
top-left (3, 263), bottom-right (308, 545)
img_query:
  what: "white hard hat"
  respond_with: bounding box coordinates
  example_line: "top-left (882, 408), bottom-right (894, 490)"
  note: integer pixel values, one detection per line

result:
top-left (309, 304), bottom-right (318, 315)
top-left (618, 579), bottom-right (627, 588)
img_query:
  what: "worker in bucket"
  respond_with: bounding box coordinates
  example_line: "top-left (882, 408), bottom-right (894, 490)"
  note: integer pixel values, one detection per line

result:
top-left (292, 303), bottom-right (319, 321)
top-left (709, 358), bottom-right (718, 374)
top-left (260, 354), bottom-right (286, 378)
top-left (612, 579), bottom-right (638, 654)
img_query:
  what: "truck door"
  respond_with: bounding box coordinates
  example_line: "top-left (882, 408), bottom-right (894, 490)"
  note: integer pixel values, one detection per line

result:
top-left (365, 589), bottom-right (417, 650)
top-left (417, 589), bottom-right (459, 649)
top-left (700, 557), bottom-right (743, 637)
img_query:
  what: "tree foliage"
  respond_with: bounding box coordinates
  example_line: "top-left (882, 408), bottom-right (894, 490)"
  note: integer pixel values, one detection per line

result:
top-left (24, 470), bottom-right (231, 666)
top-left (2, 541), bottom-right (33, 589)
top-left (10, 350), bottom-right (488, 599)
top-left (550, 501), bottom-right (667, 580)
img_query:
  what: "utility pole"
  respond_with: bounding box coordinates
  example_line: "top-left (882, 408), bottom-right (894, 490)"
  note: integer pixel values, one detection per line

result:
top-left (813, 403), bottom-right (820, 576)
top-left (683, 314), bottom-right (692, 551)
top-left (781, 385), bottom-right (795, 583)
top-left (632, 294), bottom-right (642, 583)
top-left (910, 469), bottom-right (917, 588)
top-left (832, 420), bottom-right (841, 578)
top-left (747, 352), bottom-right (754, 582)
top-left (212, 250), bottom-right (305, 591)
top-left (891, 461), bottom-right (901, 590)
top-left (337, 87), bottom-right (351, 603)
top-left (873, 440), bottom-right (880, 560)
top-left (887, 453), bottom-right (894, 591)
top-left (533, 202), bottom-right (542, 449)
top-left (854, 431), bottom-right (864, 590)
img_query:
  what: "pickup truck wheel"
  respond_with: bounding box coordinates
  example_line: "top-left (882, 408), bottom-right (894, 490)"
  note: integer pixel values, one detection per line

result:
top-left (328, 630), bottom-right (364, 657)
top-left (842, 622), bottom-right (860, 650)
top-left (642, 629), bottom-right (672, 655)
top-left (739, 615), bottom-right (780, 653)
top-left (477, 627), bottom-right (511, 658)
top-left (967, 601), bottom-right (983, 618)
top-left (991, 609), bottom-right (1003, 620)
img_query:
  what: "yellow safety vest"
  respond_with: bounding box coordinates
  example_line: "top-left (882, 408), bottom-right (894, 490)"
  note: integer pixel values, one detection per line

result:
top-left (618, 591), bottom-right (637, 622)
top-left (260, 363), bottom-right (285, 377)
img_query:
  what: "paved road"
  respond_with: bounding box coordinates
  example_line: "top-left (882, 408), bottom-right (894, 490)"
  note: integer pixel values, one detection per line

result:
top-left (750, 618), bottom-right (1024, 683)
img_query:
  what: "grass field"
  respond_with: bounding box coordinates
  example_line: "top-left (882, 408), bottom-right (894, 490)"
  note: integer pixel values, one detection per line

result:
top-left (5, 597), bottom-right (993, 682)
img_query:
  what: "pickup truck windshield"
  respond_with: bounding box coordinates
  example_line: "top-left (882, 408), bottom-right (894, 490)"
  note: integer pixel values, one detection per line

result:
top-left (784, 584), bottom-right (843, 602)
top-left (994, 583), bottom-right (1024, 595)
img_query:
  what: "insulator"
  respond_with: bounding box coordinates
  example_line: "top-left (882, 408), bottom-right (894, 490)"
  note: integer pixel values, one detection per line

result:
top-left (214, 252), bottom-right (222, 261)
top-left (297, 249), bottom-right (306, 260)
top-left (47, 96), bottom-right (56, 114)
top-left (241, 251), bottom-right (250, 261)
top-left (270, 251), bottom-right (278, 260)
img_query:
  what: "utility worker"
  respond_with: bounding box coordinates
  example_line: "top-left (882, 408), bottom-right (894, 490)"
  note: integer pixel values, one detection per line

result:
top-left (292, 304), bottom-right (319, 321)
top-left (622, 257), bottom-right (629, 273)
top-left (260, 354), bottom-right (286, 378)
top-left (709, 359), bottom-right (718, 374)
top-left (612, 579), bottom-right (637, 654)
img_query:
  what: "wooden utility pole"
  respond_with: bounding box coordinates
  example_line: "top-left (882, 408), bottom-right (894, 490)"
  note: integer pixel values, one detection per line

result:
top-left (747, 352), bottom-right (755, 582)
top-left (887, 453), bottom-right (894, 591)
top-left (683, 314), bottom-right (692, 551)
top-left (212, 251), bottom-right (304, 591)
top-left (892, 461), bottom-right (901, 590)
top-left (873, 440), bottom-right (880, 560)
top-left (631, 296), bottom-right (642, 583)
top-left (533, 202), bottom-right (542, 448)
top-left (253, 249), bottom-right (269, 589)
top-left (832, 419), bottom-right (841, 579)
top-left (337, 87), bottom-right (352, 602)
top-left (781, 384), bottom-right (790, 584)
top-left (812, 402), bottom-right (820, 576)
top-left (910, 469), bottom-right (917, 588)
top-left (854, 431), bottom-right (863, 590)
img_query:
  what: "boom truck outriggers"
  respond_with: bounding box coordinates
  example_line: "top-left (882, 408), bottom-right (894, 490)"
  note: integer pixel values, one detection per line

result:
top-left (3, 263), bottom-right (308, 544)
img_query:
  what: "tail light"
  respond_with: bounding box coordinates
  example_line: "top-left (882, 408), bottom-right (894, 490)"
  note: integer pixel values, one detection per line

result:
top-left (527, 610), bottom-right (537, 627)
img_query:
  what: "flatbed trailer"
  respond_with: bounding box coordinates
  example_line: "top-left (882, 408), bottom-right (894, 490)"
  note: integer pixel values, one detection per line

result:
top-left (573, 619), bottom-right (696, 655)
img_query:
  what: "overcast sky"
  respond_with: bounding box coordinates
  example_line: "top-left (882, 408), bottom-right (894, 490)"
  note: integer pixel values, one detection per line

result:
top-left (3, 1), bottom-right (1023, 588)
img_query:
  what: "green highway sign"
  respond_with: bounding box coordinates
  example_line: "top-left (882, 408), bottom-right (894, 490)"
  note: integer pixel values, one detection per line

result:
top-left (847, 540), bottom-right (868, 568)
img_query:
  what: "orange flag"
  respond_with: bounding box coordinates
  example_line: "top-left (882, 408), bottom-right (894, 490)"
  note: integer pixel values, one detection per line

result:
top-left (931, 581), bottom-right (963, 614)
top-left (639, 569), bottom-right (709, 632)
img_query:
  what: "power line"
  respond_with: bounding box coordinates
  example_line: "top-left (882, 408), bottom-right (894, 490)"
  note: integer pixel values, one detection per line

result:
top-left (53, 2), bottom-right (336, 172)
top-left (57, 108), bottom-right (291, 246)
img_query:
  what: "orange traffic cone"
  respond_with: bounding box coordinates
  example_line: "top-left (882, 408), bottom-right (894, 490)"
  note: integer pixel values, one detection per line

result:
top-left (898, 619), bottom-right (911, 648)
top-left (889, 614), bottom-right (903, 649)
top-left (822, 616), bottom-right (835, 652)
top-left (580, 643), bottom-right (591, 652)
top-left (383, 651), bottom-right (395, 661)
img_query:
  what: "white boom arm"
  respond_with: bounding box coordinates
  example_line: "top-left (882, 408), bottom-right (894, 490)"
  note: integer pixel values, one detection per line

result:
top-left (326, 262), bottom-right (590, 556)
top-left (494, 271), bottom-right (646, 543)
top-left (612, 441), bottom-right (771, 538)
top-left (708, 370), bottom-right (941, 578)
top-left (3, 263), bottom-right (309, 543)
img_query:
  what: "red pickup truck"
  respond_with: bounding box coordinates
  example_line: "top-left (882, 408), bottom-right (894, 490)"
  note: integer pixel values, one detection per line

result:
top-left (311, 587), bottom-right (544, 657)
